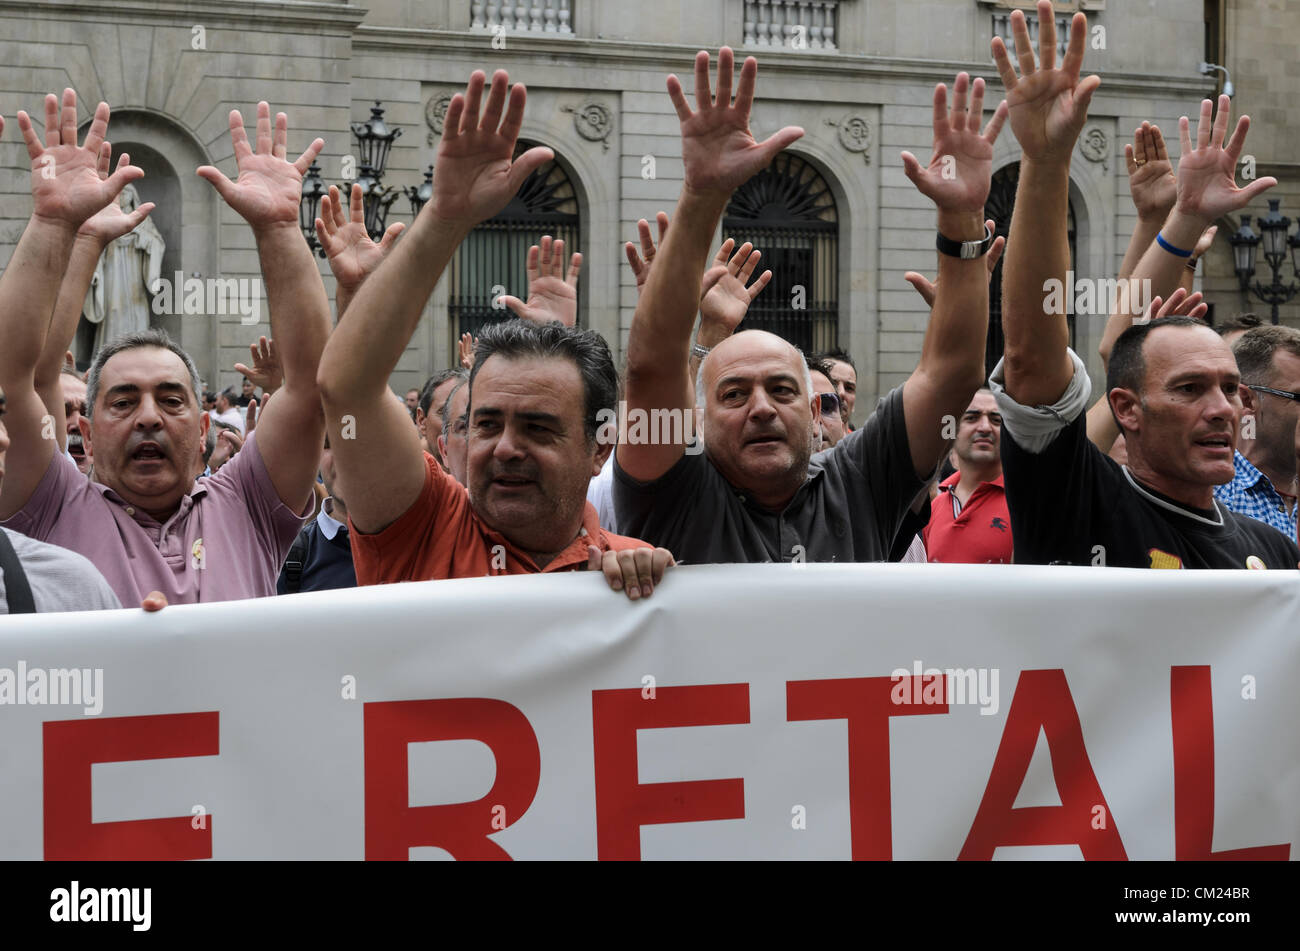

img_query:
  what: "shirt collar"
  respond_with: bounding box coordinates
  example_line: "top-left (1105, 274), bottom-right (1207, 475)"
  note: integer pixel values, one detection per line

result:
top-left (317, 498), bottom-right (347, 540)
top-left (1234, 450), bottom-right (1273, 492)
top-left (88, 475), bottom-right (207, 524)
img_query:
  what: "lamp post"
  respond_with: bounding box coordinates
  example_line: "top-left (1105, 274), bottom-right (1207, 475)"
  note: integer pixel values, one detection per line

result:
top-left (299, 101), bottom-right (432, 249)
top-left (1229, 199), bottom-right (1300, 325)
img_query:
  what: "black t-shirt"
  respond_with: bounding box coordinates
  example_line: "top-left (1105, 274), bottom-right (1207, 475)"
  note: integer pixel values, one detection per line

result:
top-left (613, 385), bottom-right (925, 564)
top-left (1001, 411), bottom-right (1300, 569)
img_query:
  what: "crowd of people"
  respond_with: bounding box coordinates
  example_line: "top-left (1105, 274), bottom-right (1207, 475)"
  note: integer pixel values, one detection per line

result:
top-left (2, 1), bottom-right (1298, 616)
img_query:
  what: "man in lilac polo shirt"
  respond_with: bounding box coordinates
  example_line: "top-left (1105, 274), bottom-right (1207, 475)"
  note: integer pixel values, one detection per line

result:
top-left (0, 90), bottom-right (330, 605)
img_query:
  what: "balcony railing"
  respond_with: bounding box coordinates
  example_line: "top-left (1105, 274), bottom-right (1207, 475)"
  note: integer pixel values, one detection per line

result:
top-left (991, 11), bottom-right (1073, 62)
top-left (470, 1), bottom-right (573, 35)
top-left (743, 0), bottom-right (839, 50)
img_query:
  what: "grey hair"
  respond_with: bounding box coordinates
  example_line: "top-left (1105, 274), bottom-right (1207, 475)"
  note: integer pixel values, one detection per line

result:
top-left (695, 347), bottom-right (815, 409)
top-left (85, 328), bottom-right (202, 420)
top-left (440, 378), bottom-right (467, 433)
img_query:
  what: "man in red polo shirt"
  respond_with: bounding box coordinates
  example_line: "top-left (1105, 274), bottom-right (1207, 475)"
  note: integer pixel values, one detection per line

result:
top-left (316, 68), bottom-right (672, 600)
top-left (923, 388), bottom-right (1013, 564)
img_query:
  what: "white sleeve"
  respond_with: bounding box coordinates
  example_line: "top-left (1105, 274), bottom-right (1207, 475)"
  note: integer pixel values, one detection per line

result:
top-left (987, 348), bottom-right (1093, 455)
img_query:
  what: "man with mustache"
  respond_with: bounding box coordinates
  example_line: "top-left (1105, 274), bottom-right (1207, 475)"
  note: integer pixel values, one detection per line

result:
top-left (989, 4), bottom-right (1297, 569)
top-left (316, 69), bottom-right (673, 599)
top-left (615, 47), bottom-right (1007, 564)
top-left (60, 369), bottom-right (91, 473)
top-left (0, 91), bottom-right (331, 604)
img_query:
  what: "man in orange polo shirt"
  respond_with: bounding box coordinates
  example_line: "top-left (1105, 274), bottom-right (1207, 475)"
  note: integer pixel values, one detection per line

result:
top-left (923, 388), bottom-right (1013, 564)
top-left (316, 68), bottom-right (671, 599)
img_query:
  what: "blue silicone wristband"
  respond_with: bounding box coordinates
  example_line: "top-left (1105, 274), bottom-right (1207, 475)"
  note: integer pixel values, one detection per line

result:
top-left (1156, 232), bottom-right (1193, 258)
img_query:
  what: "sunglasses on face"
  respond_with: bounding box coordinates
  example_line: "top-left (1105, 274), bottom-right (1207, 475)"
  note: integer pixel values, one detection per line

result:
top-left (817, 392), bottom-right (841, 416)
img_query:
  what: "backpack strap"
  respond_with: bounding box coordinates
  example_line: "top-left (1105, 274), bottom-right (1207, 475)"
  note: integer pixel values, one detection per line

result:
top-left (0, 529), bottom-right (37, 614)
top-left (282, 526), bottom-right (311, 594)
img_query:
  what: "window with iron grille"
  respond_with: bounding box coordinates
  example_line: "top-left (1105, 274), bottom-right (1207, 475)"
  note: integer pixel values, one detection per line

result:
top-left (448, 142), bottom-right (581, 342)
top-left (723, 152), bottom-right (839, 355)
top-left (984, 162), bottom-right (1076, 377)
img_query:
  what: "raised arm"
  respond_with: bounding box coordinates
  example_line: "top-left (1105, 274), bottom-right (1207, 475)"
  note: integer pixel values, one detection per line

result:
top-left (0, 92), bottom-right (142, 520)
top-left (314, 183), bottom-right (405, 321)
top-left (37, 146), bottom-right (155, 452)
top-left (995, 2), bottom-right (1100, 407)
top-left (315, 69), bottom-right (552, 533)
top-left (899, 73), bottom-right (1010, 477)
top-left (197, 102), bottom-right (330, 509)
top-left (620, 47), bottom-right (802, 482)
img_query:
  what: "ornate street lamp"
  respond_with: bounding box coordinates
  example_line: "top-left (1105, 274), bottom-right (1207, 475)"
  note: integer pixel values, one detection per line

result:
top-left (406, 165), bottom-right (434, 217)
top-left (1229, 199), bottom-right (1300, 324)
top-left (299, 161), bottom-right (327, 258)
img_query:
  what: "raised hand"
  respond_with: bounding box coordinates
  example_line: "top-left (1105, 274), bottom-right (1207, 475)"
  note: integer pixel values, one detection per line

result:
top-left (315, 184), bottom-right (404, 291)
top-left (991, 2), bottom-right (1100, 164)
top-left (233, 336), bottom-right (283, 395)
top-left (668, 47), bottom-right (803, 196)
top-left (1139, 286), bottom-right (1209, 324)
top-left (499, 235), bottom-right (581, 326)
top-left (16, 89), bottom-right (143, 227)
top-left (1173, 95), bottom-right (1276, 223)
top-left (431, 70), bottom-right (553, 229)
top-left (1125, 122), bottom-right (1177, 223)
top-left (904, 218), bottom-right (1005, 308)
top-left (458, 332), bottom-right (476, 370)
top-left (76, 146), bottom-right (156, 247)
top-left (1192, 224), bottom-right (1218, 259)
top-left (700, 238), bottom-right (772, 334)
top-left (197, 102), bottom-right (324, 233)
top-left (625, 213), bottom-right (671, 297)
top-left (901, 74), bottom-right (1008, 214)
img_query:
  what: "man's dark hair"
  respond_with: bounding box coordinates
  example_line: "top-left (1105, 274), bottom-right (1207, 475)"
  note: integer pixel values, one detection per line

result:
top-left (1216, 312), bottom-right (1262, 336)
top-left (806, 357), bottom-right (836, 385)
top-left (220, 385), bottom-right (238, 403)
top-left (85, 328), bottom-right (202, 420)
top-left (813, 347), bottom-right (856, 374)
top-left (418, 367), bottom-right (468, 416)
top-left (1230, 325), bottom-right (1300, 385)
top-left (469, 319), bottom-right (618, 444)
top-left (1107, 316), bottom-right (1213, 423)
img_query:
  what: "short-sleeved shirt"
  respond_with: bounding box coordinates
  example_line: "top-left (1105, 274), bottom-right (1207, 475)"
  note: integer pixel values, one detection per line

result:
top-left (991, 350), bottom-right (1300, 569)
top-left (349, 451), bottom-right (650, 584)
top-left (612, 385), bottom-right (926, 564)
top-left (923, 472), bottom-right (1012, 564)
top-left (0, 431), bottom-right (313, 606)
top-left (0, 528), bottom-right (121, 614)
top-left (1213, 450), bottom-right (1298, 542)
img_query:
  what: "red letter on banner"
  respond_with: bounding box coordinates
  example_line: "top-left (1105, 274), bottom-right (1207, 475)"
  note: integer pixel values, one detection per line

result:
top-left (787, 675), bottom-right (948, 860)
top-left (959, 669), bottom-right (1126, 860)
top-left (43, 712), bottom-right (219, 860)
top-left (592, 684), bottom-right (748, 860)
top-left (1171, 666), bottom-right (1288, 860)
top-left (363, 699), bottom-right (540, 860)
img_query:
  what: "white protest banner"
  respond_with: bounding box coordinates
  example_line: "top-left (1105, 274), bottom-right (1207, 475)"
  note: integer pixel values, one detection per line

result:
top-left (0, 563), bottom-right (1296, 860)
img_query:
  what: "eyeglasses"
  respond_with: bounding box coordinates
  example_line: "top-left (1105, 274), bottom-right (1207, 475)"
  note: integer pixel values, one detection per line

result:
top-left (1247, 384), bottom-right (1300, 403)
top-left (817, 392), bottom-right (841, 415)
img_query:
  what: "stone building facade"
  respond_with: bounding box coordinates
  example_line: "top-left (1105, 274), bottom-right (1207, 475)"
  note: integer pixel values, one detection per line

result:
top-left (1, 0), bottom-right (1294, 421)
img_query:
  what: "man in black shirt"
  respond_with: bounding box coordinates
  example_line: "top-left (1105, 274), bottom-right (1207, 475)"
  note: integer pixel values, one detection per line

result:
top-left (615, 46), bottom-right (1008, 564)
top-left (989, 5), bottom-right (1295, 569)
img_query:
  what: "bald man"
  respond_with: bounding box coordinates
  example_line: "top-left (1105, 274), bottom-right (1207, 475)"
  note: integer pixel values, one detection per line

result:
top-left (614, 49), bottom-right (1006, 563)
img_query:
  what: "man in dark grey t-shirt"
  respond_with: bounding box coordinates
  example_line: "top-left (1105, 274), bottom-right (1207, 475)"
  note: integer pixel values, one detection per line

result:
top-left (613, 47), bottom-right (1010, 564)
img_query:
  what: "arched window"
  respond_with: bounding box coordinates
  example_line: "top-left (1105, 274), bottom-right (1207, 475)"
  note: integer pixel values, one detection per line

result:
top-left (984, 162), bottom-right (1076, 376)
top-left (448, 141), bottom-right (581, 339)
top-left (723, 152), bottom-right (839, 354)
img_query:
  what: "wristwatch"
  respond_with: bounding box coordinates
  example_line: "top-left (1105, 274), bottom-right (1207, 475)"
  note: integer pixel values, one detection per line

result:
top-left (690, 343), bottom-right (712, 360)
top-left (935, 224), bottom-right (995, 260)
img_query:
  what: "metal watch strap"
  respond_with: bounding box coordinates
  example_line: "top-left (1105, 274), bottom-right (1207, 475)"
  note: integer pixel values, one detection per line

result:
top-left (691, 343), bottom-right (712, 359)
top-left (935, 224), bottom-right (994, 259)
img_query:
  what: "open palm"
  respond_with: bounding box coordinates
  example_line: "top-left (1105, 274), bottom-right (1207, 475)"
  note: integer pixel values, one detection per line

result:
top-left (431, 70), bottom-right (553, 228)
top-left (1174, 96), bottom-right (1276, 221)
top-left (902, 75), bottom-right (1006, 213)
top-left (500, 235), bottom-right (579, 326)
top-left (197, 102), bottom-right (323, 230)
top-left (316, 184), bottom-right (404, 290)
top-left (78, 147), bottom-right (156, 245)
top-left (17, 89), bottom-right (142, 226)
top-left (670, 48), bottom-right (803, 195)
top-left (701, 238), bottom-right (770, 331)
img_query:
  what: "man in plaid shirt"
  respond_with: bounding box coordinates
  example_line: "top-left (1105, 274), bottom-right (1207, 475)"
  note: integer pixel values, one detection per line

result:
top-left (1214, 327), bottom-right (1300, 541)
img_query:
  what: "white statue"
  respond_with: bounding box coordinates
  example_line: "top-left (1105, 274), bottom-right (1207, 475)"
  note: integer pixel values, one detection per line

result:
top-left (82, 184), bottom-right (166, 353)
